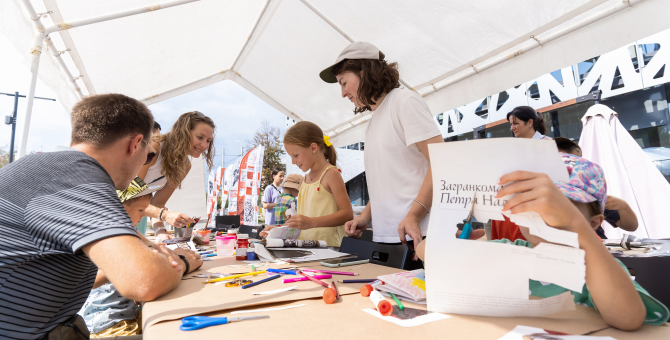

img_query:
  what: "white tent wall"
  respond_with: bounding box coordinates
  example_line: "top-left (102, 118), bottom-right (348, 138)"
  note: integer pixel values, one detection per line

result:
top-left (165, 156), bottom-right (207, 222)
top-left (6, 0), bottom-right (670, 156)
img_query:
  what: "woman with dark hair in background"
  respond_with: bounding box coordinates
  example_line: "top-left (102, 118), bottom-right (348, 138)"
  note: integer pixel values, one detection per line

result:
top-left (262, 167), bottom-right (285, 225)
top-left (507, 106), bottom-right (550, 140)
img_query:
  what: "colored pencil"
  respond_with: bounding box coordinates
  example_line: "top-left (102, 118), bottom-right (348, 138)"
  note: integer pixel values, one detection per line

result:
top-left (241, 274), bottom-right (281, 289)
top-left (336, 279), bottom-right (377, 283)
top-left (204, 270), bottom-right (268, 283)
top-left (298, 270), bottom-right (329, 288)
top-left (301, 269), bottom-right (359, 276)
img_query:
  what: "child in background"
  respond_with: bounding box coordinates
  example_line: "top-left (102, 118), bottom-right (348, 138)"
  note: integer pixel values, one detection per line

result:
top-left (416, 154), bottom-right (668, 330)
top-left (79, 177), bottom-right (202, 337)
top-left (260, 174), bottom-right (304, 238)
top-left (282, 121), bottom-right (354, 247)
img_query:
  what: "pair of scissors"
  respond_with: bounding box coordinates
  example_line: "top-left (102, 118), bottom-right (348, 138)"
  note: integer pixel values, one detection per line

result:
top-left (458, 192), bottom-right (477, 239)
top-left (180, 315), bottom-right (269, 331)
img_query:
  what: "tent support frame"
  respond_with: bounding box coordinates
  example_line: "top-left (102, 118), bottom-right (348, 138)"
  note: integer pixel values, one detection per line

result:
top-left (18, 0), bottom-right (200, 158)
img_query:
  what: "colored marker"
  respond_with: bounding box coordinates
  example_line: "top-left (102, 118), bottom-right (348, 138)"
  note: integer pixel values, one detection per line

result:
top-left (301, 269), bottom-right (359, 276)
top-left (337, 279), bottom-right (377, 283)
top-left (283, 274), bottom-right (332, 283)
top-left (389, 292), bottom-right (404, 310)
top-left (268, 268), bottom-right (298, 275)
top-left (298, 270), bottom-right (329, 288)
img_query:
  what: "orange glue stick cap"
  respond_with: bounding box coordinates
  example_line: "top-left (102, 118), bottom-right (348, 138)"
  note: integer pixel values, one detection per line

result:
top-left (369, 290), bottom-right (392, 316)
top-left (360, 284), bottom-right (373, 297)
top-left (323, 288), bottom-right (337, 304)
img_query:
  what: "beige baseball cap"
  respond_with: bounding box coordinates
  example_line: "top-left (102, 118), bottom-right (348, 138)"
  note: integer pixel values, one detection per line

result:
top-left (281, 173), bottom-right (304, 190)
top-left (319, 41), bottom-right (381, 83)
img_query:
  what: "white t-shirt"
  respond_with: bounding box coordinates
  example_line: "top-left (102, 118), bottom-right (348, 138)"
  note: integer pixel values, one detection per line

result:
top-left (364, 87), bottom-right (442, 243)
top-left (532, 131), bottom-right (551, 140)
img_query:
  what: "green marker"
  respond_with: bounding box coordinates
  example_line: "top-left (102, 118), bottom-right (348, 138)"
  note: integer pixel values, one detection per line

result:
top-left (389, 292), bottom-right (404, 310)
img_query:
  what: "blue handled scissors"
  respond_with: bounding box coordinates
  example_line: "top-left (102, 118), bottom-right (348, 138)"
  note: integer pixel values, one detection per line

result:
top-left (180, 315), bottom-right (269, 331)
top-left (458, 192), bottom-right (477, 240)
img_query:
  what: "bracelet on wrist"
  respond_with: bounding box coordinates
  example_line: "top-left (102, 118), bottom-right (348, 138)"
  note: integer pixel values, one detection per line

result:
top-left (178, 255), bottom-right (190, 277)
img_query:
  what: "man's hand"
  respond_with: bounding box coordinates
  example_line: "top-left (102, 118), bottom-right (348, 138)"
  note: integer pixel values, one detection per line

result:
top-left (155, 233), bottom-right (173, 244)
top-left (172, 248), bottom-right (203, 273)
top-left (344, 219), bottom-right (367, 239)
top-left (283, 215), bottom-right (315, 230)
top-left (259, 225), bottom-right (275, 239)
top-left (150, 244), bottom-right (183, 270)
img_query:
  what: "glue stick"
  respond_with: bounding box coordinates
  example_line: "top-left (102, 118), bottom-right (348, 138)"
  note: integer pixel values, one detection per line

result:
top-left (369, 290), bottom-right (393, 316)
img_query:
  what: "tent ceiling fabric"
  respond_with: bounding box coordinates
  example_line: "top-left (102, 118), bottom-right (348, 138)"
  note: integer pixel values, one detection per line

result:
top-left (4, 0), bottom-right (670, 148)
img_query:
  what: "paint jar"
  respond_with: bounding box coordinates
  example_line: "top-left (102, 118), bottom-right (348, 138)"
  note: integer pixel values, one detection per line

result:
top-left (246, 246), bottom-right (256, 261)
top-left (196, 229), bottom-right (211, 245)
top-left (236, 234), bottom-right (249, 261)
top-left (216, 236), bottom-right (236, 257)
top-left (227, 229), bottom-right (238, 249)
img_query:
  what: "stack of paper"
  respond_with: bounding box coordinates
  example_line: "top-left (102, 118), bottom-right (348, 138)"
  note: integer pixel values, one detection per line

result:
top-left (372, 269), bottom-right (426, 303)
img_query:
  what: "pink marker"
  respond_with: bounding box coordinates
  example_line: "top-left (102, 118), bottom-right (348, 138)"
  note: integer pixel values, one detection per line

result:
top-left (301, 269), bottom-right (359, 276)
top-left (283, 274), bottom-right (332, 283)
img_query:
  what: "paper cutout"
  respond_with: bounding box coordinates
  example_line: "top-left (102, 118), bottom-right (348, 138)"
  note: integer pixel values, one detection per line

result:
top-left (426, 139), bottom-right (585, 317)
top-left (362, 308), bottom-right (450, 327)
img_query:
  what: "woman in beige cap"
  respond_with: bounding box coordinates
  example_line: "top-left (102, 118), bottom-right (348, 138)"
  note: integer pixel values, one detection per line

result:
top-left (320, 42), bottom-right (443, 253)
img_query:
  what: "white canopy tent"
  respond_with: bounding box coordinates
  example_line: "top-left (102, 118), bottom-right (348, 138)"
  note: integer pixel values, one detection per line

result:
top-left (2, 0), bottom-right (670, 158)
top-left (579, 104), bottom-right (670, 239)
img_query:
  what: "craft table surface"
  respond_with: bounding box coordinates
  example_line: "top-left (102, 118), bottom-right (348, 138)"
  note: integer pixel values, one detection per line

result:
top-left (142, 253), bottom-right (670, 339)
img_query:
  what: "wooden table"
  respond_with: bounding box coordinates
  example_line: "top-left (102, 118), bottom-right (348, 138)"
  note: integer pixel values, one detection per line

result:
top-left (143, 254), bottom-right (670, 339)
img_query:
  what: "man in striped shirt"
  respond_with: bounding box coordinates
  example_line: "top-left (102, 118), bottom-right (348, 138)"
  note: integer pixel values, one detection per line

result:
top-left (0, 94), bottom-right (201, 339)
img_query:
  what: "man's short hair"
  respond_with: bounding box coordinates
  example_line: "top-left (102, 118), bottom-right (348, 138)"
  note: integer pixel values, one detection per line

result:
top-left (554, 137), bottom-right (582, 156)
top-left (153, 121), bottom-right (162, 132)
top-left (71, 94), bottom-right (154, 148)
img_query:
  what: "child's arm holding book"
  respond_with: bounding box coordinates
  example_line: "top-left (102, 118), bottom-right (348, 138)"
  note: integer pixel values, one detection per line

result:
top-left (497, 171), bottom-right (646, 331)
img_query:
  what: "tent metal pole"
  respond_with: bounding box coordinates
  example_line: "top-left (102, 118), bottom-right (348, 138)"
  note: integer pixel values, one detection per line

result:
top-left (18, 32), bottom-right (45, 158)
top-left (230, 0), bottom-right (272, 70)
top-left (17, 0), bottom-right (200, 159)
top-left (418, 0), bottom-right (646, 97)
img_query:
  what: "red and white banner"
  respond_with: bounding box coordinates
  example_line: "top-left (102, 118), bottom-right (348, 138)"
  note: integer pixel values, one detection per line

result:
top-left (231, 146), bottom-right (265, 225)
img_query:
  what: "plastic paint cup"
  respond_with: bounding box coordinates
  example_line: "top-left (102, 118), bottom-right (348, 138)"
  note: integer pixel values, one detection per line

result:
top-left (196, 230), bottom-right (211, 245)
top-left (216, 236), bottom-right (236, 257)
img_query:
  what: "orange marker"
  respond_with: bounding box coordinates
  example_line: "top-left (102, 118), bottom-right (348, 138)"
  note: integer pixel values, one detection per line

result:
top-left (369, 290), bottom-right (393, 316)
top-left (360, 284), bottom-right (374, 297)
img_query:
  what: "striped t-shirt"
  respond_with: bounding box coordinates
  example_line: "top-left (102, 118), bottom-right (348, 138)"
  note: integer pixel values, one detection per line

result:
top-left (0, 151), bottom-right (138, 339)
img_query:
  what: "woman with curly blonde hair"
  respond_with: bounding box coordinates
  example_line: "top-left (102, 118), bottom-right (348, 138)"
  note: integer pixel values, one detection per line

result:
top-left (139, 111), bottom-right (216, 241)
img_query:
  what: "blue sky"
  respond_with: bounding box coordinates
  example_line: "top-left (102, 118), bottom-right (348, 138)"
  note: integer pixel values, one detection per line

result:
top-left (0, 32), bottom-right (287, 170)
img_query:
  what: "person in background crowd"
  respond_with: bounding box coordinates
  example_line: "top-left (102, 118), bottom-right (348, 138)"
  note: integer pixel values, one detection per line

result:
top-left (282, 121), bottom-right (353, 247)
top-left (508, 106), bottom-right (550, 140)
top-left (260, 173), bottom-right (304, 238)
top-left (262, 167), bottom-right (285, 225)
top-left (139, 111), bottom-right (216, 242)
top-left (79, 177), bottom-right (202, 338)
top-left (555, 137), bottom-right (638, 238)
top-left (153, 121), bottom-right (161, 135)
top-left (491, 106), bottom-right (552, 241)
top-left (0, 94), bottom-right (199, 339)
top-left (323, 42), bottom-right (443, 253)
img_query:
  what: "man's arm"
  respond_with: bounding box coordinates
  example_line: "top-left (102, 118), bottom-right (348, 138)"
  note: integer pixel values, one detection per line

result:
top-left (83, 235), bottom-right (183, 302)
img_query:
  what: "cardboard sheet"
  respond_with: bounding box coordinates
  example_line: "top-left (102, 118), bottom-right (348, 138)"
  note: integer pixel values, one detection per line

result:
top-left (144, 293), bottom-right (614, 340)
top-left (141, 256), bottom-right (401, 329)
top-left (589, 324), bottom-right (670, 340)
top-left (426, 139), bottom-right (586, 317)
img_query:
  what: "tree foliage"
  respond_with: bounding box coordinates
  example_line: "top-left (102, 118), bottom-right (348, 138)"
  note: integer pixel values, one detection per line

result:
top-left (246, 120), bottom-right (286, 190)
top-left (0, 146), bottom-right (17, 169)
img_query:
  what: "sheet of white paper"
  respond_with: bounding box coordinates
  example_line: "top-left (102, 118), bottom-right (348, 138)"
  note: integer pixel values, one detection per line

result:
top-left (426, 139), bottom-right (585, 317)
top-left (362, 308), bottom-right (450, 327)
top-left (251, 286), bottom-right (298, 295)
top-left (264, 248), bottom-right (350, 262)
top-left (430, 139), bottom-right (573, 247)
top-left (267, 226), bottom-right (301, 240)
top-left (231, 304), bottom-right (305, 314)
top-left (499, 325), bottom-right (617, 340)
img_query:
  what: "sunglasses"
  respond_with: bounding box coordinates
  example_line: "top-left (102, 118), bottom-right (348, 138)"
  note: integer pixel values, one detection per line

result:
top-left (141, 138), bottom-right (157, 165)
